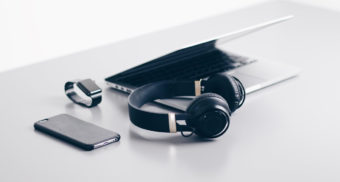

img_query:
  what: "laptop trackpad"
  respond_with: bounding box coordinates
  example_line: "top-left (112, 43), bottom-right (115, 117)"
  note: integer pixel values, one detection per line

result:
top-left (155, 98), bottom-right (192, 112)
top-left (229, 71), bottom-right (264, 91)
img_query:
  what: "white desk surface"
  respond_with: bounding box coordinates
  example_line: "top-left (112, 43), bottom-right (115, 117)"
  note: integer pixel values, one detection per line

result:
top-left (1, 2), bottom-right (339, 181)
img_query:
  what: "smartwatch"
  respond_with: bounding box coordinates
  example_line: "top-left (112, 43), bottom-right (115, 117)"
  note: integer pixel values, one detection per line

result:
top-left (64, 79), bottom-right (102, 107)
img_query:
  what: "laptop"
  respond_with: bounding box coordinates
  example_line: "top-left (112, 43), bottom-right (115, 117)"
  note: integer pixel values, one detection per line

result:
top-left (105, 15), bottom-right (299, 111)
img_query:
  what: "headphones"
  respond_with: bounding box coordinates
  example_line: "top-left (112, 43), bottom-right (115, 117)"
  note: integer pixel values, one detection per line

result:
top-left (128, 73), bottom-right (246, 138)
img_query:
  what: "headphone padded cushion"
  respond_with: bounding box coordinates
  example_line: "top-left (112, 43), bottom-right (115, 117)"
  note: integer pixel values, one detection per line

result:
top-left (205, 73), bottom-right (242, 112)
top-left (186, 93), bottom-right (231, 137)
top-left (186, 93), bottom-right (230, 117)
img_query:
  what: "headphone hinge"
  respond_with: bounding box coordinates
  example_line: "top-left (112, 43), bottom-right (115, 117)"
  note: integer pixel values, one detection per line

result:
top-left (195, 79), bottom-right (206, 96)
top-left (168, 113), bottom-right (177, 133)
top-left (200, 79), bottom-right (207, 93)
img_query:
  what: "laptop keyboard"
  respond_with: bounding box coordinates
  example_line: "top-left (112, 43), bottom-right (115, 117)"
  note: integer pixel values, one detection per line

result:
top-left (106, 42), bottom-right (256, 87)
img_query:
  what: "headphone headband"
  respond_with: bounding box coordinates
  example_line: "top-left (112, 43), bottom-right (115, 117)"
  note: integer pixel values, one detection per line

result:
top-left (128, 80), bottom-right (199, 133)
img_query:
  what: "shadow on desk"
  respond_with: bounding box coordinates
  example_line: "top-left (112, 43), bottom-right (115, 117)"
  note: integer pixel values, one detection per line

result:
top-left (128, 127), bottom-right (232, 172)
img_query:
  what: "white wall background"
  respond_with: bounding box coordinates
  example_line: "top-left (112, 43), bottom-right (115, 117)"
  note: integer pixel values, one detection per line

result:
top-left (0, 0), bottom-right (339, 72)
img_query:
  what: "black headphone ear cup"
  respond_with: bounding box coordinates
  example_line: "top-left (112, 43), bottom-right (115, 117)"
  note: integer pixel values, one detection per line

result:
top-left (186, 93), bottom-right (231, 138)
top-left (205, 73), bottom-right (245, 112)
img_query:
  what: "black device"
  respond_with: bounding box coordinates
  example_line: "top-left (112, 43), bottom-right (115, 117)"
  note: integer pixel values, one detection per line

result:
top-left (34, 114), bottom-right (120, 150)
top-left (128, 73), bottom-right (245, 138)
top-left (65, 79), bottom-right (102, 107)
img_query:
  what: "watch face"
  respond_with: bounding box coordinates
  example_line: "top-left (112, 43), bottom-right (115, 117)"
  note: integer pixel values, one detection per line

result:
top-left (77, 79), bottom-right (102, 96)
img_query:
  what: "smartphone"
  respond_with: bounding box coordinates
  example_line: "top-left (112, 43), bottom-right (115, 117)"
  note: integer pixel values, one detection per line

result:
top-left (34, 114), bottom-right (120, 151)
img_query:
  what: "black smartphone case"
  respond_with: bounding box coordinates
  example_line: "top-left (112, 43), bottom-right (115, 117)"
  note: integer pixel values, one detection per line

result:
top-left (34, 114), bottom-right (120, 151)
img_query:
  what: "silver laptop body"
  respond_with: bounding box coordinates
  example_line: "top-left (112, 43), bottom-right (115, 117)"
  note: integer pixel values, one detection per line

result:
top-left (106, 15), bottom-right (300, 111)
